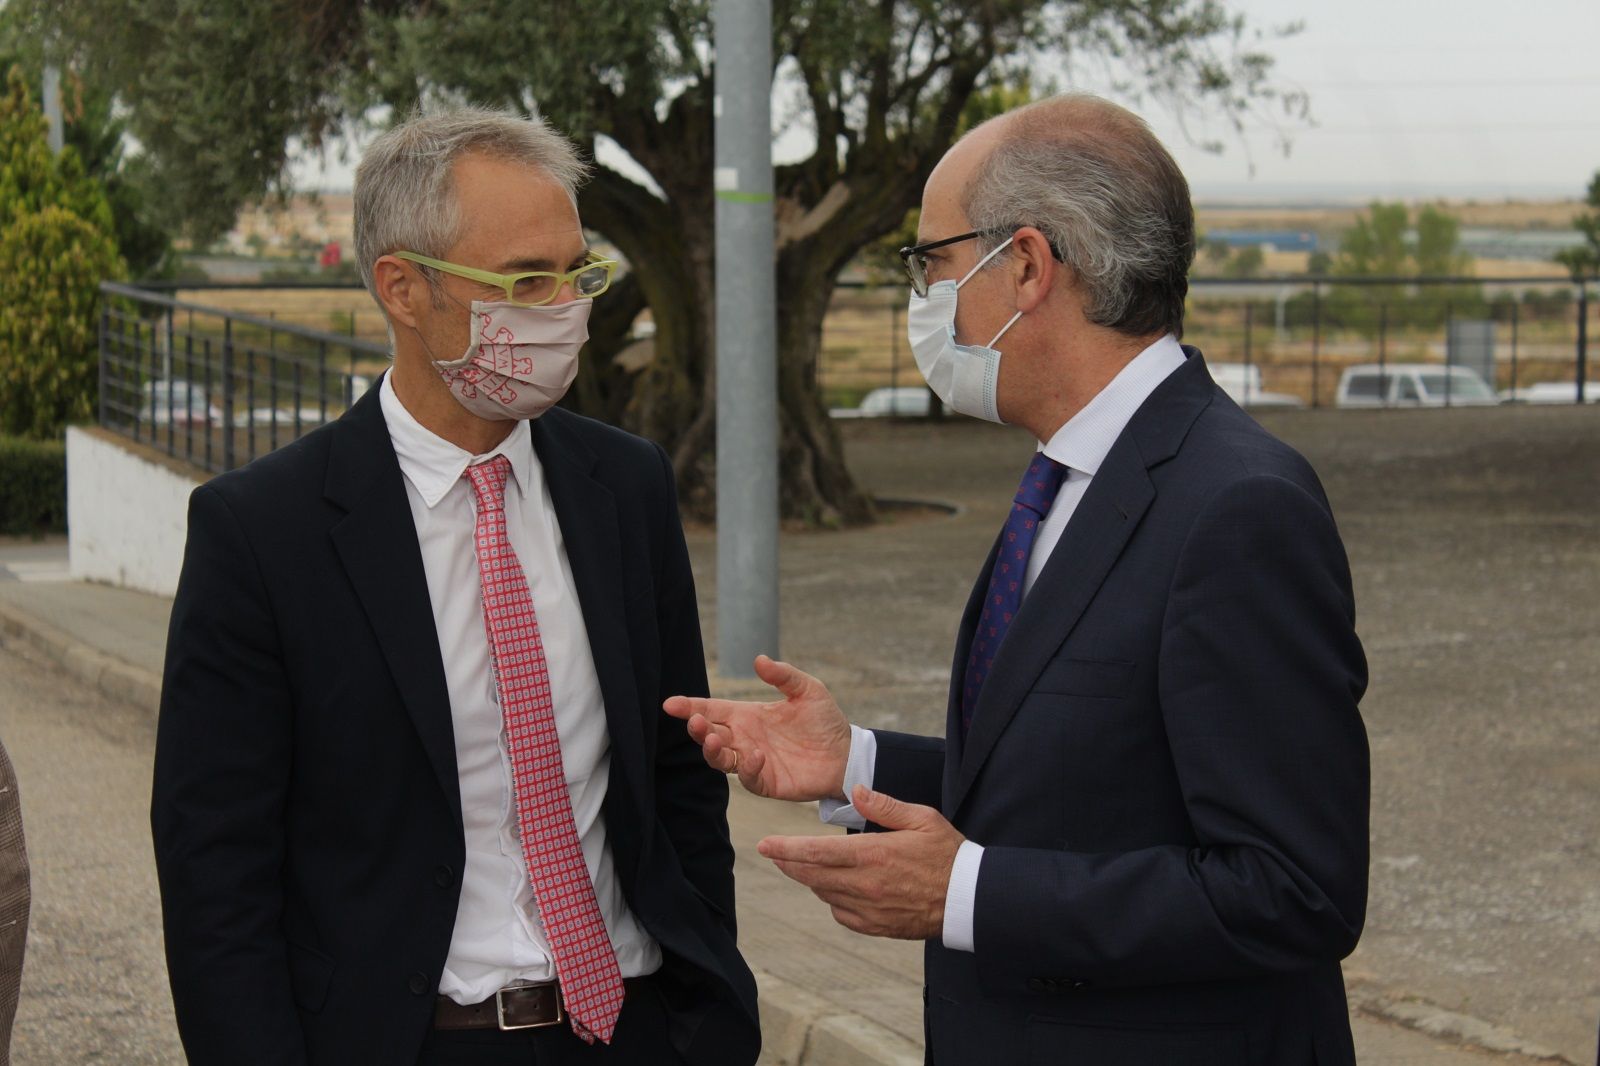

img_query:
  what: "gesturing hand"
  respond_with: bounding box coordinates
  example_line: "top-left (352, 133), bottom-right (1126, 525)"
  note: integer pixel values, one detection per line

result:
top-left (759, 785), bottom-right (965, 941)
top-left (663, 655), bottom-right (852, 803)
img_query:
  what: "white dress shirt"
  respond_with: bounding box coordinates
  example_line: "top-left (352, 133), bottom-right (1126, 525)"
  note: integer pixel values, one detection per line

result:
top-left (821, 335), bottom-right (1188, 952)
top-left (380, 374), bottom-right (660, 1004)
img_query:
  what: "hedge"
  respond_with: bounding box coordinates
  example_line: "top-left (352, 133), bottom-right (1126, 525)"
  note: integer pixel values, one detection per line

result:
top-left (0, 435), bottom-right (66, 535)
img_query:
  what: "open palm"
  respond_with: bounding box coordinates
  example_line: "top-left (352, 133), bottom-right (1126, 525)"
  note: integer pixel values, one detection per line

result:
top-left (663, 655), bottom-right (852, 802)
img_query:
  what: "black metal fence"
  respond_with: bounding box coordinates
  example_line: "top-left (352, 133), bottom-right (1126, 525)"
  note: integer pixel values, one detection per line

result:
top-left (97, 274), bottom-right (1596, 476)
top-left (820, 274), bottom-right (1597, 411)
top-left (97, 281), bottom-right (391, 474)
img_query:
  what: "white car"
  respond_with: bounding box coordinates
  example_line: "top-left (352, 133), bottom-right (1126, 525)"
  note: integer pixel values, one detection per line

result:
top-left (1335, 364), bottom-right (1499, 408)
top-left (829, 386), bottom-right (933, 419)
top-left (1207, 363), bottom-right (1304, 409)
top-left (138, 379), bottom-right (223, 427)
top-left (234, 406), bottom-right (329, 429)
top-left (1500, 381), bottom-right (1600, 404)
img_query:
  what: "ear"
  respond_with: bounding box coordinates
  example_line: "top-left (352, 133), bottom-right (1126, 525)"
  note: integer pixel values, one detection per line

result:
top-left (1011, 226), bottom-right (1060, 314)
top-left (372, 255), bottom-right (424, 332)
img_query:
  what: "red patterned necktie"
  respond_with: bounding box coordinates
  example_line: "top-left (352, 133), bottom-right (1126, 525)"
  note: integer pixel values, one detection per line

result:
top-left (961, 452), bottom-right (1070, 740)
top-left (465, 455), bottom-right (625, 1045)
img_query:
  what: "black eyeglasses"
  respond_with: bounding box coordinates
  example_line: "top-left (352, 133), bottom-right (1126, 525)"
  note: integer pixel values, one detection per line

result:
top-left (897, 228), bottom-right (1062, 297)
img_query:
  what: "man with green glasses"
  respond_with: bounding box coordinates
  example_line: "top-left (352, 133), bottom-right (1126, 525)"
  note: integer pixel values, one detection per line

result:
top-left (153, 106), bottom-right (759, 1066)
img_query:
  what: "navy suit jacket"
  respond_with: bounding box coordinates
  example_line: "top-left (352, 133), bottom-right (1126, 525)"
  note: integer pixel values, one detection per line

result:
top-left (872, 349), bottom-right (1370, 1065)
top-left (152, 385), bottom-right (760, 1066)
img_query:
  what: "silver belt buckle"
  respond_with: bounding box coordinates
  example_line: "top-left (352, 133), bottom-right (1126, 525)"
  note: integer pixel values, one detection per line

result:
top-left (495, 982), bottom-right (565, 1031)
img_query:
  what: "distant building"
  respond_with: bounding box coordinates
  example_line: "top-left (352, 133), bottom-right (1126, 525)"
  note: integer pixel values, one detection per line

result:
top-left (1457, 228), bottom-right (1587, 261)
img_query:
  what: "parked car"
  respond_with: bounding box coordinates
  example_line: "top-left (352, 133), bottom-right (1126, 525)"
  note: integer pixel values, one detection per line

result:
top-left (1207, 362), bottom-right (1304, 409)
top-left (1335, 364), bottom-right (1499, 408)
top-left (1500, 381), bottom-right (1600, 405)
top-left (233, 406), bottom-right (330, 429)
top-left (138, 379), bottom-right (223, 427)
top-left (829, 386), bottom-right (933, 419)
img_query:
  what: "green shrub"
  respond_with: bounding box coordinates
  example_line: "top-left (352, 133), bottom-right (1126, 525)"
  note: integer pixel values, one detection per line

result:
top-left (0, 435), bottom-right (66, 534)
top-left (0, 65), bottom-right (126, 439)
top-left (0, 205), bottom-right (124, 437)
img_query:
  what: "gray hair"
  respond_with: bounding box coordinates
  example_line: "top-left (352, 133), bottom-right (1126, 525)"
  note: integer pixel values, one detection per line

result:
top-left (353, 106), bottom-right (591, 302)
top-left (962, 94), bottom-right (1194, 338)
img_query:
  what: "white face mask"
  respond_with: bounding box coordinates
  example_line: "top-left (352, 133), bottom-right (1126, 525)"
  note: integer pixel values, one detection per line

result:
top-left (432, 299), bottom-right (590, 421)
top-left (906, 236), bottom-right (1023, 424)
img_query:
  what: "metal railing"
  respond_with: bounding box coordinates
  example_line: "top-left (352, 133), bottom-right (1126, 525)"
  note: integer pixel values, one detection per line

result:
top-left (819, 274), bottom-right (1597, 412)
top-left (95, 274), bottom-right (1597, 475)
top-left (97, 281), bottom-right (391, 475)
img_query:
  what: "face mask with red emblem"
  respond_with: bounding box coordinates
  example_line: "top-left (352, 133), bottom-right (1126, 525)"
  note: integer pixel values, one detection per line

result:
top-left (432, 298), bottom-right (590, 421)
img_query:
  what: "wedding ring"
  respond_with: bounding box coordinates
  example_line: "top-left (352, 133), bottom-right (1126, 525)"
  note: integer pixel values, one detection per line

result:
top-left (728, 750), bottom-right (740, 775)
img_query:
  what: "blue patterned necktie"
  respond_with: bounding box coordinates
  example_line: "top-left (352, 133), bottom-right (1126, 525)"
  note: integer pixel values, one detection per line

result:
top-left (961, 452), bottom-right (1070, 740)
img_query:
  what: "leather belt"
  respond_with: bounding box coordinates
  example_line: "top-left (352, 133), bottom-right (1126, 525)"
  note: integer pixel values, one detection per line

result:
top-left (434, 978), bottom-right (644, 1031)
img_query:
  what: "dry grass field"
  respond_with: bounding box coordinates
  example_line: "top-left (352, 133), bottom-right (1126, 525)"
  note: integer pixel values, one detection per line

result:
top-left (1197, 198), bottom-right (1585, 233)
top-left (183, 280), bottom-right (1595, 414)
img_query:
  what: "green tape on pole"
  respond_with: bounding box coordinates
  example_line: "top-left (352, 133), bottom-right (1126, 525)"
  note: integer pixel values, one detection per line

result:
top-left (715, 190), bottom-right (774, 203)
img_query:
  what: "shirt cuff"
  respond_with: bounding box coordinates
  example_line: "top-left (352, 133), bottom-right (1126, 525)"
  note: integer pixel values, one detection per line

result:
top-left (817, 725), bottom-right (877, 830)
top-left (941, 840), bottom-right (984, 953)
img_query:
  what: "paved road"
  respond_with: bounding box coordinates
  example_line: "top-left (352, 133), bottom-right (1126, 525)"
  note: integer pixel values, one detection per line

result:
top-left (0, 639), bottom-right (182, 1064)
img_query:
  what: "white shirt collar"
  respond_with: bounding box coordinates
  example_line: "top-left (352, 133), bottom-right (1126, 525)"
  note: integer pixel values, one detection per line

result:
top-left (1039, 334), bottom-right (1186, 476)
top-left (379, 371), bottom-right (533, 509)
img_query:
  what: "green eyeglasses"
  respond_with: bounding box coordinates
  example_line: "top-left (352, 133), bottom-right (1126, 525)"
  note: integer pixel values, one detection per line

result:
top-left (394, 250), bottom-right (620, 306)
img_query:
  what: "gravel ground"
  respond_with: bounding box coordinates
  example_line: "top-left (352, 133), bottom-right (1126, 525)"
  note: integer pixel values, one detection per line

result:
top-left (0, 399), bottom-right (1592, 1063)
top-left (690, 403), bottom-right (1600, 1062)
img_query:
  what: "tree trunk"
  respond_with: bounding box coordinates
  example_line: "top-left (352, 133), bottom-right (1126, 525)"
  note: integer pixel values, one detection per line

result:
top-left (775, 251), bottom-right (875, 526)
top-left (574, 164), bottom-right (877, 526)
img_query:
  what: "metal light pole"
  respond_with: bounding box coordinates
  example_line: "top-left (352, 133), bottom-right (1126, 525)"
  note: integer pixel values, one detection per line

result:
top-left (713, 0), bottom-right (779, 677)
top-left (42, 65), bottom-right (64, 153)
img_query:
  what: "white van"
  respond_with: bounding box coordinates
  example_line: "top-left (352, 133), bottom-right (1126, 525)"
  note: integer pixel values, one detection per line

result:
top-left (1335, 364), bottom-right (1499, 408)
top-left (1207, 363), bottom-right (1304, 408)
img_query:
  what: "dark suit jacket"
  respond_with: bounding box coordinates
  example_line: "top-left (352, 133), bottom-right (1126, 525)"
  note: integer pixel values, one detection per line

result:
top-left (151, 385), bottom-right (760, 1066)
top-left (0, 738), bottom-right (26, 1066)
top-left (872, 348), bottom-right (1370, 1065)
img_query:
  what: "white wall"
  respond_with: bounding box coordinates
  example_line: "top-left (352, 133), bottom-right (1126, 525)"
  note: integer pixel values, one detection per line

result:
top-left (67, 428), bottom-right (201, 596)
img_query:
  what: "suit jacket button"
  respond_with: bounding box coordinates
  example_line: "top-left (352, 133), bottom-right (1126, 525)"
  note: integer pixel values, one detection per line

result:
top-left (435, 865), bottom-right (454, 887)
top-left (1027, 978), bottom-right (1048, 993)
top-left (409, 973), bottom-right (430, 996)
top-left (1068, 978), bottom-right (1092, 991)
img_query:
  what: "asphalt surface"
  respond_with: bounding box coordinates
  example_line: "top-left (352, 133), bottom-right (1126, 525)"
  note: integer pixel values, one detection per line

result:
top-left (0, 638), bottom-right (181, 1063)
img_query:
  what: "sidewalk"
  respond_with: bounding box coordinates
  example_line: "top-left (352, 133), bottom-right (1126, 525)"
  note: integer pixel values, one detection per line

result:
top-left (0, 536), bottom-right (1575, 1065)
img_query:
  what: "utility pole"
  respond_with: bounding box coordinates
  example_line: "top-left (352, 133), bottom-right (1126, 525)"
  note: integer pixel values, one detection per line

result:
top-left (43, 65), bottom-right (64, 153)
top-left (712, 0), bottom-right (778, 677)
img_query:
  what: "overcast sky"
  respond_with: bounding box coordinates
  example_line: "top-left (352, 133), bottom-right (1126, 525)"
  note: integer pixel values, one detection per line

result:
top-left (1147, 0), bottom-right (1600, 200)
top-left (293, 0), bottom-right (1600, 203)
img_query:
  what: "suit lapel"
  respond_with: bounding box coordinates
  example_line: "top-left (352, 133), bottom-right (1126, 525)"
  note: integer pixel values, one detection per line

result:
top-left (530, 413), bottom-right (650, 830)
top-left (325, 385), bottom-right (462, 827)
top-left (949, 347), bottom-right (1217, 817)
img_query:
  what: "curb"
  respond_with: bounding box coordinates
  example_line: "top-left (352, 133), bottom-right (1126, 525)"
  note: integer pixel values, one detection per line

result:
top-left (1345, 979), bottom-right (1576, 1064)
top-left (0, 598), bottom-right (162, 717)
top-left (753, 969), bottom-right (922, 1066)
